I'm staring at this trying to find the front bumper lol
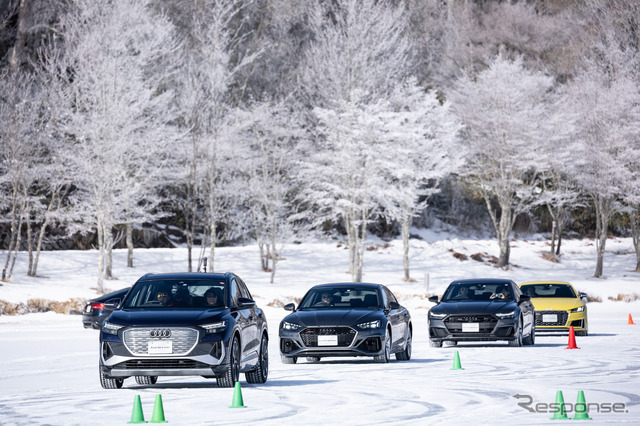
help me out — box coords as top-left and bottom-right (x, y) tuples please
(534, 310), (587, 333)
(100, 326), (227, 377)
(279, 325), (385, 358)
(428, 315), (520, 342)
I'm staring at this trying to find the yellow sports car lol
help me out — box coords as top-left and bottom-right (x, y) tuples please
(519, 281), (588, 336)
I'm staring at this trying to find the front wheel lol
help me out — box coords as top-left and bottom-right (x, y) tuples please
(429, 339), (443, 348)
(523, 325), (535, 345)
(246, 334), (268, 384)
(508, 321), (523, 347)
(99, 369), (124, 389)
(134, 376), (158, 385)
(374, 329), (391, 363)
(217, 336), (240, 388)
(395, 329), (412, 361)
(281, 355), (297, 364)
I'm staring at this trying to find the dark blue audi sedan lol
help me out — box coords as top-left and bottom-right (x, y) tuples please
(99, 272), (268, 389)
(279, 283), (412, 364)
(428, 278), (535, 347)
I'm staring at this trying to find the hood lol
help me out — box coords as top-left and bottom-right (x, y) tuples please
(530, 298), (583, 311)
(107, 308), (227, 327)
(284, 309), (380, 327)
(431, 300), (516, 315)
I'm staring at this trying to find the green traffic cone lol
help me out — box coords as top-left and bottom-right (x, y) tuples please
(573, 391), (592, 420)
(550, 390), (569, 420)
(128, 394), (147, 424)
(229, 382), (246, 408)
(149, 394), (168, 423)
(450, 350), (463, 370)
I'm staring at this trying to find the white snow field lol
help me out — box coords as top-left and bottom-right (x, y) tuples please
(1, 231), (639, 425)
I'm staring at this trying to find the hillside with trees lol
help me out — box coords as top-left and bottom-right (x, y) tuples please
(1, 0), (639, 289)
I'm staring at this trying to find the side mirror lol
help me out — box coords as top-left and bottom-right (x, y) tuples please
(428, 295), (439, 304)
(580, 292), (588, 301)
(237, 297), (256, 308)
(518, 294), (531, 303)
(284, 303), (296, 312)
(389, 301), (400, 310)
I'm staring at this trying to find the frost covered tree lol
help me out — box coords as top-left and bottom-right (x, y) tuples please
(0, 70), (47, 280)
(237, 101), (306, 283)
(382, 79), (463, 281)
(450, 56), (565, 268)
(565, 73), (640, 277)
(170, 0), (261, 272)
(45, 0), (179, 290)
(565, 0), (640, 277)
(298, 0), (418, 282)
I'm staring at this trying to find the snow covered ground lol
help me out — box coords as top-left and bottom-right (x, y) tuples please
(1, 231), (639, 425)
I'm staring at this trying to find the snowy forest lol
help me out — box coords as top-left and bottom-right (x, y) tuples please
(1, 0), (640, 290)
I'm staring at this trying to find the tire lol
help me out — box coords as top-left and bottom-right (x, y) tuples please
(281, 355), (297, 364)
(217, 335), (240, 388)
(135, 376), (158, 385)
(99, 369), (124, 389)
(246, 334), (269, 384)
(306, 356), (321, 363)
(374, 328), (391, 363)
(523, 325), (535, 346)
(429, 339), (443, 348)
(395, 328), (412, 361)
(508, 321), (523, 347)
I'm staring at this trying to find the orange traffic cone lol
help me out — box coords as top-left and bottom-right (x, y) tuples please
(565, 326), (579, 349)
(629, 314), (635, 325)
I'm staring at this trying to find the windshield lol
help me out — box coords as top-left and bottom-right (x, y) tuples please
(521, 284), (576, 298)
(442, 282), (513, 302)
(299, 287), (381, 309)
(122, 279), (228, 309)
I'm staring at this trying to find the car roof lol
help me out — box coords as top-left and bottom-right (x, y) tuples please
(310, 282), (383, 290)
(449, 278), (513, 285)
(136, 272), (231, 281)
(519, 281), (573, 286)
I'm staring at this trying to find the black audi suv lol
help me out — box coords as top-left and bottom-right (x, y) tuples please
(99, 272), (268, 389)
(428, 278), (535, 347)
(279, 283), (412, 363)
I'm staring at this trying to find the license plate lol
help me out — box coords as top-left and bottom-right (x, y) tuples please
(148, 340), (173, 354)
(542, 314), (557, 323)
(462, 323), (479, 332)
(317, 335), (338, 346)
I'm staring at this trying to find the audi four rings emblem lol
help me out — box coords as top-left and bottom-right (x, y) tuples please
(150, 329), (171, 338)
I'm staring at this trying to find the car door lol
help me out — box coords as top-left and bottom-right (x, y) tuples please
(383, 287), (407, 349)
(232, 277), (259, 366)
(513, 282), (534, 336)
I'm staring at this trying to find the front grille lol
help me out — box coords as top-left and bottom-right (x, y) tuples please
(121, 359), (208, 369)
(444, 315), (497, 333)
(535, 311), (569, 327)
(300, 327), (356, 347)
(123, 327), (199, 356)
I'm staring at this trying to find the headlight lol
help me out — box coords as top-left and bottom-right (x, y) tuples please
(201, 320), (227, 334)
(495, 311), (515, 319)
(282, 321), (302, 331)
(357, 320), (380, 329)
(570, 306), (585, 313)
(429, 311), (447, 319)
(102, 321), (124, 335)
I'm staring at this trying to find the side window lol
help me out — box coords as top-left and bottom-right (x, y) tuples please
(512, 282), (522, 298)
(237, 278), (251, 299)
(230, 279), (239, 307)
(384, 287), (398, 306)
